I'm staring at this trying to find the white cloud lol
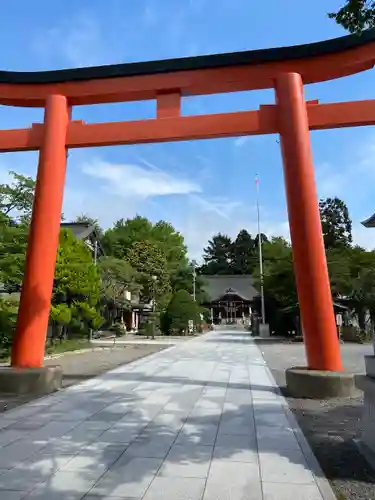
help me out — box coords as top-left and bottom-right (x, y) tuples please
(81, 158), (201, 199)
(191, 195), (243, 219)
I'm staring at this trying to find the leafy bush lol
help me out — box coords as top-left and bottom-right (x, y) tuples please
(0, 298), (18, 351)
(108, 323), (126, 336)
(161, 290), (202, 335)
(50, 304), (72, 325)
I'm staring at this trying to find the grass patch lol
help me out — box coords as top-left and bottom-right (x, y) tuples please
(45, 339), (91, 356)
(0, 338), (92, 363)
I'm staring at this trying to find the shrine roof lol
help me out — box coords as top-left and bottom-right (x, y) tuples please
(202, 275), (259, 303)
(361, 213), (375, 228)
(60, 222), (105, 256)
(0, 29), (375, 85)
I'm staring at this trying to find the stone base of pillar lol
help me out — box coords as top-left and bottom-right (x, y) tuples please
(286, 366), (360, 399)
(0, 365), (63, 395)
(355, 374), (375, 457)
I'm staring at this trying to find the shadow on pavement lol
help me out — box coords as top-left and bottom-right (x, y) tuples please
(0, 375), (373, 499)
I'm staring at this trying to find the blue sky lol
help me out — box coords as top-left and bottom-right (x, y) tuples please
(0, 0), (374, 259)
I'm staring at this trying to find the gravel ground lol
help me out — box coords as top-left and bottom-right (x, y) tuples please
(257, 340), (375, 500)
(0, 344), (168, 413)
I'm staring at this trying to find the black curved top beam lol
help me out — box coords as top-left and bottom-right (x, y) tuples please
(0, 29), (374, 85)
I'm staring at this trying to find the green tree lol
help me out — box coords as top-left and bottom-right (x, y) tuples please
(0, 298), (19, 352)
(103, 216), (188, 276)
(319, 197), (352, 250)
(0, 171), (35, 221)
(52, 229), (101, 339)
(126, 240), (171, 305)
(54, 229), (100, 304)
(0, 222), (28, 291)
(200, 233), (233, 275)
(231, 229), (255, 274)
(326, 247), (352, 298)
(152, 220), (188, 275)
(252, 233), (269, 248)
(162, 289), (202, 335)
(339, 246), (375, 331)
(329, 1), (375, 32)
(171, 263), (209, 304)
(0, 173), (32, 292)
(260, 237), (297, 308)
(98, 256), (140, 324)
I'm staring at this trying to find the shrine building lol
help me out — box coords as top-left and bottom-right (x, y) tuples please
(202, 275), (259, 324)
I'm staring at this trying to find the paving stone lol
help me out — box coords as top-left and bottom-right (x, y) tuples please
(24, 489), (85, 499)
(158, 444), (213, 478)
(262, 481), (324, 499)
(259, 449), (316, 484)
(0, 328), (336, 499)
(26, 421), (80, 441)
(175, 422), (218, 446)
(218, 416), (255, 436)
(124, 431), (176, 458)
(143, 476), (206, 500)
(61, 444), (124, 472)
(256, 425), (301, 451)
(0, 440), (47, 469)
(95, 425), (143, 444)
(203, 461), (262, 500)
(0, 492), (29, 500)
(0, 466), (51, 492)
(29, 470), (104, 497)
(91, 456), (162, 497)
(84, 497), (138, 500)
(0, 429), (25, 447)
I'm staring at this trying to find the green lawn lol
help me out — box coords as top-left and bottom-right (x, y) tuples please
(0, 338), (92, 364)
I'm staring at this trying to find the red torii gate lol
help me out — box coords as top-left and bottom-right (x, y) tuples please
(4, 29), (375, 372)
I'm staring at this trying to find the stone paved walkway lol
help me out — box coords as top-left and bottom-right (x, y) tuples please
(0, 328), (335, 499)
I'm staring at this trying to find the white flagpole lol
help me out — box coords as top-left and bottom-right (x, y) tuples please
(256, 174), (266, 325)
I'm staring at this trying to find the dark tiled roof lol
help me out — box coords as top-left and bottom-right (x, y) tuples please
(60, 222), (105, 256)
(60, 222), (93, 239)
(361, 214), (375, 228)
(202, 275), (259, 302)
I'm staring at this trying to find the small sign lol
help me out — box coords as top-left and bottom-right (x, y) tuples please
(336, 314), (343, 327)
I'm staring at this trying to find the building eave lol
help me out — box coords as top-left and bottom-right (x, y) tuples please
(361, 213), (375, 228)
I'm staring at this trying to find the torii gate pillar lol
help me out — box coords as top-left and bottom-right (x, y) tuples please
(11, 95), (69, 369)
(275, 73), (343, 371)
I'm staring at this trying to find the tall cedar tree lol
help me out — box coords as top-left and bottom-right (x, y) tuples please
(319, 197), (352, 250)
(201, 233), (233, 275)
